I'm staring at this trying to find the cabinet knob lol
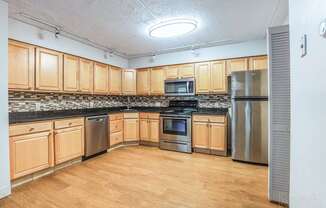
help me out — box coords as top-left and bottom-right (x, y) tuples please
(69, 122), (73, 126)
(29, 127), (34, 131)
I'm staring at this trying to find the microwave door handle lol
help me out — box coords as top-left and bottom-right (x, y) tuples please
(187, 82), (189, 93)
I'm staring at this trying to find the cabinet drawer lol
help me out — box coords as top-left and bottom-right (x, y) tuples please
(10, 121), (52, 136)
(148, 113), (160, 120)
(193, 115), (225, 123)
(54, 117), (84, 129)
(109, 113), (123, 121)
(139, 112), (148, 119)
(124, 113), (139, 119)
(110, 119), (123, 133)
(110, 131), (123, 146)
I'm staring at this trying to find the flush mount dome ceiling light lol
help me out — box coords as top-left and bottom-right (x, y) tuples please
(149, 19), (198, 38)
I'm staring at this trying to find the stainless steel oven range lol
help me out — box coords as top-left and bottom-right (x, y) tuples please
(159, 100), (198, 153)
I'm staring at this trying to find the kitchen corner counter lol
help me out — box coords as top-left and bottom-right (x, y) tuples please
(193, 108), (229, 116)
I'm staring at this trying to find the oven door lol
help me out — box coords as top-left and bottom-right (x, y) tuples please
(164, 79), (195, 96)
(160, 116), (191, 142)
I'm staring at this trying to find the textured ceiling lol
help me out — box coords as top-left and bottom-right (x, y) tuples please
(8, 0), (288, 58)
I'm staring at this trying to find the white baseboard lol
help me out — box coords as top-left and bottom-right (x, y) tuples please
(0, 184), (11, 199)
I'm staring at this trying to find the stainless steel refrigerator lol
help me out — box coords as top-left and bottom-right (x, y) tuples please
(231, 70), (268, 164)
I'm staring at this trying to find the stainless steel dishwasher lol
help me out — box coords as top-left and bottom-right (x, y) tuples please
(84, 115), (109, 159)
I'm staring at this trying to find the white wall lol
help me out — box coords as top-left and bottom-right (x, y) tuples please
(128, 39), (267, 68)
(9, 18), (128, 68)
(0, 0), (11, 199)
(289, 0), (326, 207)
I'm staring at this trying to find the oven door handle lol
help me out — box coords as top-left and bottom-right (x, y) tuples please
(160, 116), (191, 119)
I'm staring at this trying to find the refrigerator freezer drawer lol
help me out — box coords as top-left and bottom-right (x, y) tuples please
(232, 100), (268, 164)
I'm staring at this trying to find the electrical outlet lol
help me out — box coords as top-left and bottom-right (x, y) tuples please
(300, 34), (307, 57)
(36, 103), (41, 111)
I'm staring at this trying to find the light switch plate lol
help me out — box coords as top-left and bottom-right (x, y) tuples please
(300, 34), (307, 57)
(320, 20), (326, 37)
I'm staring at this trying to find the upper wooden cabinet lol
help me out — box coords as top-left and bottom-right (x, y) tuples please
(63, 55), (79, 92)
(136, 68), (150, 95)
(249, 56), (268, 71)
(122, 69), (137, 95)
(35, 48), (63, 91)
(178, 64), (195, 78)
(79, 59), (94, 93)
(210, 61), (227, 93)
(195, 62), (211, 94)
(165, 65), (179, 79)
(165, 64), (195, 80)
(8, 40), (35, 90)
(93, 62), (109, 94)
(195, 61), (227, 94)
(150, 67), (165, 95)
(109, 66), (122, 95)
(227, 58), (248, 76)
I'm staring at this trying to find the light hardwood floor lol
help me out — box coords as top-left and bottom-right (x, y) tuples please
(0, 146), (283, 208)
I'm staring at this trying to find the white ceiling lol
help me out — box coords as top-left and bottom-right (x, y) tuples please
(8, 0), (288, 58)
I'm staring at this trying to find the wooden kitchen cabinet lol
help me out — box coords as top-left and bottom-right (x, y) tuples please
(122, 69), (137, 95)
(9, 121), (54, 180)
(178, 64), (195, 78)
(123, 113), (139, 142)
(165, 65), (179, 79)
(8, 40), (35, 90)
(79, 58), (94, 93)
(93, 62), (109, 94)
(150, 67), (165, 95)
(109, 113), (124, 147)
(109, 66), (122, 95)
(249, 56), (268, 71)
(210, 61), (227, 94)
(137, 68), (150, 95)
(195, 62), (211, 94)
(35, 47), (63, 91)
(139, 113), (160, 144)
(192, 115), (227, 156)
(165, 64), (195, 80)
(227, 58), (248, 76)
(54, 118), (84, 165)
(63, 54), (79, 92)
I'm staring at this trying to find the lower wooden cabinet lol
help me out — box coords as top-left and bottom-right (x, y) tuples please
(54, 118), (84, 165)
(109, 113), (124, 147)
(9, 121), (54, 180)
(192, 115), (227, 156)
(139, 113), (159, 143)
(123, 113), (139, 142)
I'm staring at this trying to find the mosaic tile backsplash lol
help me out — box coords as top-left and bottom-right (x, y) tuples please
(9, 91), (231, 112)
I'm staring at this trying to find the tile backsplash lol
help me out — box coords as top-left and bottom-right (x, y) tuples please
(9, 91), (231, 112)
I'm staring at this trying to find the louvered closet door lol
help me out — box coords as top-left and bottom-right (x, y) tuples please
(268, 25), (290, 205)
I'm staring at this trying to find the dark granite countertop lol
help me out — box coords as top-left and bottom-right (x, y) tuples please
(9, 107), (228, 124)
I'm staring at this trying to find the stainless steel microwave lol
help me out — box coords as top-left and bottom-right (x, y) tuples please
(164, 78), (195, 96)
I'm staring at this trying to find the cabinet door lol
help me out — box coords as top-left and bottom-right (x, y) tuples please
(192, 122), (209, 149)
(209, 123), (226, 152)
(8, 40), (35, 90)
(123, 119), (139, 142)
(110, 131), (123, 147)
(139, 119), (149, 141)
(79, 59), (93, 93)
(63, 55), (79, 92)
(137, 69), (150, 95)
(210, 61), (227, 94)
(35, 48), (63, 91)
(165, 65), (178, 80)
(122, 69), (137, 95)
(178, 64), (195, 78)
(149, 119), (159, 143)
(150, 67), (166, 95)
(249, 56), (268, 71)
(10, 131), (53, 179)
(109, 66), (122, 95)
(227, 58), (248, 76)
(54, 126), (84, 165)
(195, 62), (211, 94)
(93, 62), (109, 94)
